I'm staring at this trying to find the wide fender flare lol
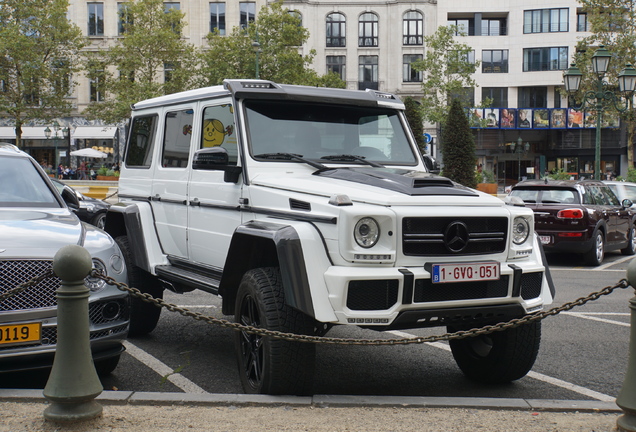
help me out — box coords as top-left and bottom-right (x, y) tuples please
(105, 202), (167, 272)
(220, 220), (337, 322)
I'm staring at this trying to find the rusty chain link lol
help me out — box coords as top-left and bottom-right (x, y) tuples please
(90, 271), (632, 346)
(0, 269), (54, 304)
(3, 270), (631, 345)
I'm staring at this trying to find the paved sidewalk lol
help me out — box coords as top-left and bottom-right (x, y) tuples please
(0, 389), (625, 431)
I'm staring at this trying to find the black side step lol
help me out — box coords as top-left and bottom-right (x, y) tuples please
(155, 265), (220, 295)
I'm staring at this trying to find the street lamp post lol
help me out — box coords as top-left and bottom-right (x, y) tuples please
(511, 136), (530, 182)
(44, 121), (69, 177)
(563, 46), (636, 180)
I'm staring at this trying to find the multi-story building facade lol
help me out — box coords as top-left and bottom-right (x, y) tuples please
(0, 0), (629, 184)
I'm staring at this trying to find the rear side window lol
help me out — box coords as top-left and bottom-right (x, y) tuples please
(125, 115), (158, 168)
(162, 109), (194, 168)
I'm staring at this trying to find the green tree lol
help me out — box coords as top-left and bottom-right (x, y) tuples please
(442, 98), (476, 188)
(575, 0), (636, 170)
(413, 25), (481, 126)
(0, 0), (86, 148)
(200, 1), (344, 87)
(404, 97), (425, 152)
(83, 0), (200, 124)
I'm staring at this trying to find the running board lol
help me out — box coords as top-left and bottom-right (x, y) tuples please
(155, 265), (220, 295)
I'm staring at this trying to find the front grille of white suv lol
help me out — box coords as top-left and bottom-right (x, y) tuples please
(402, 217), (508, 256)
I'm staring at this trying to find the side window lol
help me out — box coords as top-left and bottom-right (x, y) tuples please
(125, 115), (158, 168)
(625, 185), (636, 201)
(162, 109), (193, 168)
(201, 104), (237, 165)
(602, 187), (620, 206)
(589, 186), (608, 205)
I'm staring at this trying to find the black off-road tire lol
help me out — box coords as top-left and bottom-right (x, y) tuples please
(115, 236), (163, 337)
(448, 321), (541, 384)
(584, 230), (605, 266)
(234, 267), (316, 395)
(622, 224), (636, 255)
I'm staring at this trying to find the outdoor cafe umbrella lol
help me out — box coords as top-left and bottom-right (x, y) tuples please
(70, 148), (108, 158)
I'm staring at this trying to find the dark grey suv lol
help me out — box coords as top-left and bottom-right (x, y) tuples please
(509, 179), (636, 265)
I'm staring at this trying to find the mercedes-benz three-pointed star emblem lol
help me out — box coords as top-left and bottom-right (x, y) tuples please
(444, 221), (469, 253)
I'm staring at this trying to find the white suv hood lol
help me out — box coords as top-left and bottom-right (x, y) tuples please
(250, 167), (504, 207)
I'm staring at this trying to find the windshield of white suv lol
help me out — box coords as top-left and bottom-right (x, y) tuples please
(0, 157), (60, 207)
(244, 100), (418, 166)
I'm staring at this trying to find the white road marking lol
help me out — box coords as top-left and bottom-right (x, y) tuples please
(387, 330), (615, 402)
(562, 311), (630, 327)
(175, 305), (217, 309)
(123, 340), (208, 394)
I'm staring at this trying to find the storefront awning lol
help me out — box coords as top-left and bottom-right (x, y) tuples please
(0, 126), (51, 140)
(72, 126), (117, 140)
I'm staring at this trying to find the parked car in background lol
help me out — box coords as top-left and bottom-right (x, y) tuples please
(509, 179), (636, 265)
(605, 180), (636, 209)
(0, 143), (129, 375)
(51, 179), (110, 229)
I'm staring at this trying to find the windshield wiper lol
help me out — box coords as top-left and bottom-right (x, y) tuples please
(320, 154), (385, 168)
(253, 153), (329, 171)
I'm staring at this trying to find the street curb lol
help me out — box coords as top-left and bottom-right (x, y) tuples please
(0, 389), (621, 413)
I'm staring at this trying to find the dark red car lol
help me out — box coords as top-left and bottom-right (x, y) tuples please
(509, 179), (636, 265)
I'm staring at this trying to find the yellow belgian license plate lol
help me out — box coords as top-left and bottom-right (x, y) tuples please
(0, 322), (41, 346)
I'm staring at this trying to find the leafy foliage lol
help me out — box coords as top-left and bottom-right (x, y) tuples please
(574, 0), (636, 169)
(82, 0), (200, 124)
(403, 97), (425, 152)
(413, 26), (480, 126)
(0, 0), (85, 147)
(200, 1), (344, 88)
(441, 99), (476, 188)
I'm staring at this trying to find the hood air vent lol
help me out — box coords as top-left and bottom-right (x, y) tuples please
(290, 198), (311, 211)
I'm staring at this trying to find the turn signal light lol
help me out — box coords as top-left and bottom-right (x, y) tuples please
(557, 209), (584, 219)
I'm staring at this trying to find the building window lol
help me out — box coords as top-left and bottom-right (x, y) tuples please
(326, 13), (346, 47)
(403, 54), (422, 82)
(210, 3), (226, 35)
(164, 63), (174, 83)
(481, 18), (507, 36)
(118, 2), (132, 35)
(403, 11), (423, 45)
(240, 2), (255, 29)
(482, 50), (508, 73)
(358, 55), (378, 90)
(164, 2), (180, 12)
(523, 47), (568, 71)
(518, 87), (548, 108)
(447, 50), (474, 74)
(88, 3), (104, 36)
(90, 72), (104, 102)
(326, 56), (346, 81)
(288, 10), (302, 27)
(482, 88), (508, 107)
(358, 13), (378, 47)
(577, 12), (589, 32)
(449, 87), (474, 107)
(448, 18), (474, 36)
(524, 8), (569, 33)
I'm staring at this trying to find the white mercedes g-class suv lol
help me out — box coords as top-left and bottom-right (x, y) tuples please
(105, 79), (555, 395)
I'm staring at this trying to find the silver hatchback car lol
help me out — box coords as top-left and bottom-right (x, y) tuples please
(0, 143), (129, 375)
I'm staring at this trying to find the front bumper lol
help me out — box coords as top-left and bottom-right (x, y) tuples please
(323, 262), (550, 329)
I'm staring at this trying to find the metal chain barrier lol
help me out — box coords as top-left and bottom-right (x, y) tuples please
(3, 270), (631, 345)
(0, 270), (54, 303)
(91, 271), (631, 346)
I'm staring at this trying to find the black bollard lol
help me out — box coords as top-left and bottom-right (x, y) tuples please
(43, 245), (103, 422)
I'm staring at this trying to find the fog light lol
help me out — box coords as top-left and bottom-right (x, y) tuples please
(102, 302), (121, 320)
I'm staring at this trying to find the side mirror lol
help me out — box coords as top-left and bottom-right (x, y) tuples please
(622, 198), (633, 208)
(192, 147), (242, 183)
(61, 185), (80, 210)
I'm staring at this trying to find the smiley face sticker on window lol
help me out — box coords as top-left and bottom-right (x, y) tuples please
(203, 119), (234, 147)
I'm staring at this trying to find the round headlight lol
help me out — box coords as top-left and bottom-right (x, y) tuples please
(512, 216), (530, 245)
(85, 259), (107, 292)
(354, 217), (380, 248)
